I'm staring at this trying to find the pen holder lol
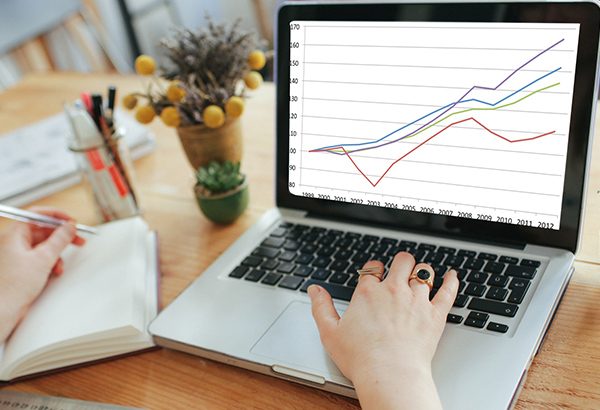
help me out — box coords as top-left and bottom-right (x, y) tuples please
(69, 129), (141, 223)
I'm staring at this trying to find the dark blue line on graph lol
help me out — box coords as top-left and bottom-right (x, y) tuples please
(311, 39), (565, 154)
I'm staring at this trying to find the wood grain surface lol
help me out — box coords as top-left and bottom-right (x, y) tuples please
(1, 73), (599, 409)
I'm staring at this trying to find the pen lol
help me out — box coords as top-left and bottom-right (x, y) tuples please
(0, 204), (98, 235)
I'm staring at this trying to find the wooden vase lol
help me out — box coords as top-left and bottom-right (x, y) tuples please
(176, 118), (243, 171)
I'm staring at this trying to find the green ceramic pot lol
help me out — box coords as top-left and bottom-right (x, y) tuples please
(194, 180), (249, 224)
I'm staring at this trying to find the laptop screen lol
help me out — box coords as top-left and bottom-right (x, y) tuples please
(275, 1), (600, 253)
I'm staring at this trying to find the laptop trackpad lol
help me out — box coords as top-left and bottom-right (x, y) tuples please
(250, 300), (346, 378)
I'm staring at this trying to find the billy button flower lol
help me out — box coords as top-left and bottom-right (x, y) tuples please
(135, 55), (156, 76)
(202, 105), (225, 128)
(160, 106), (181, 127)
(122, 94), (138, 109)
(244, 71), (263, 90)
(225, 96), (245, 118)
(166, 82), (186, 102)
(135, 105), (156, 124)
(248, 50), (266, 71)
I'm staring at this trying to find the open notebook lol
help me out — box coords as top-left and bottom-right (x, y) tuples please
(0, 216), (158, 383)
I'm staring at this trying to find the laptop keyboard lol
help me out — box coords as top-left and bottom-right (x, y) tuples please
(228, 222), (540, 334)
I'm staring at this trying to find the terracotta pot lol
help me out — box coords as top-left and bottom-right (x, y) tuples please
(176, 118), (243, 171)
(194, 179), (249, 224)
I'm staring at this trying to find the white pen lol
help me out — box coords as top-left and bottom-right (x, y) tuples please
(0, 204), (98, 234)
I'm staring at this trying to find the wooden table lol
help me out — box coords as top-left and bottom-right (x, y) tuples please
(1, 73), (600, 409)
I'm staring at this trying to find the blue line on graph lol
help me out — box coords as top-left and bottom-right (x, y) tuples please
(311, 38), (565, 154)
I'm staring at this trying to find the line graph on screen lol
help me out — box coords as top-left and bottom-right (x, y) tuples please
(288, 21), (579, 228)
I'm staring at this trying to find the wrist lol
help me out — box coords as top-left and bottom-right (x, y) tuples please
(352, 359), (441, 410)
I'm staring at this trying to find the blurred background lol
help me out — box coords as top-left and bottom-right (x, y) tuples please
(0, 0), (281, 89)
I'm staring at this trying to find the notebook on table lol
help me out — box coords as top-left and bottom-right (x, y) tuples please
(149, 1), (600, 408)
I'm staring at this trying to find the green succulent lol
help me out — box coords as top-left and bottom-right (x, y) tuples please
(196, 161), (245, 194)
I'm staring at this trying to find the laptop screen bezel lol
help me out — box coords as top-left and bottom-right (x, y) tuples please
(274, 0), (600, 253)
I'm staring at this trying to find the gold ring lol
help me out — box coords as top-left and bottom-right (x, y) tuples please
(356, 266), (382, 278)
(409, 268), (434, 290)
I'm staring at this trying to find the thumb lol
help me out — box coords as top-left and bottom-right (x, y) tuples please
(307, 284), (340, 337)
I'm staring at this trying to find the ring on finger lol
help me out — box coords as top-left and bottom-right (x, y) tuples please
(409, 267), (434, 291)
(357, 266), (383, 279)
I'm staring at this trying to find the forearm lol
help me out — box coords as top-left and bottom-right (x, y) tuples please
(353, 362), (442, 410)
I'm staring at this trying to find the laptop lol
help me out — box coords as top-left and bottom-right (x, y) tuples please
(149, 1), (600, 408)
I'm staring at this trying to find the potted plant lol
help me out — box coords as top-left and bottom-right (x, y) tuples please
(122, 17), (266, 170)
(194, 161), (249, 224)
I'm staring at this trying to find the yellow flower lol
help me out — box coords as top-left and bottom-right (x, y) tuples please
(135, 105), (156, 124)
(135, 55), (156, 76)
(202, 105), (225, 128)
(166, 83), (186, 102)
(122, 94), (138, 109)
(225, 96), (245, 118)
(248, 50), (266, 70)
(245, 71), (263, 90)
(160, 106), (181, 127)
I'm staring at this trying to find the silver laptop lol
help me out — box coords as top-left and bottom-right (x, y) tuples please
(149, 1), (600, 408)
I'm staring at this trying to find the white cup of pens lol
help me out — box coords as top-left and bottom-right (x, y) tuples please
(64, 87), (140, 222)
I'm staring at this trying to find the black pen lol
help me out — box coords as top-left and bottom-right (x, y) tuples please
(106, 86), (117, 127)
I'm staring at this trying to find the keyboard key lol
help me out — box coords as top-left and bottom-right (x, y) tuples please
(300, 280), (354, 301)
(419, 243), (437, 251)
(464, 258), (484, 270)
(381, 237), (398, 245)
(465, 283), (487, 297)
(279, 276), (304, 290)
(487, 322), (509, 333)
(230, 266), (249, 278)
(447, 314), (464, 324)
(294, 266), (313, 277)
(370, 243), (390, 254)
(253, 247), (280, 259)
(438, 246), (456, 254)
(465, 311), (489, 328)
(262, 237), (286, 248)
(443, 254), (465, 268)
(262, 273), (282, 286)
(330, 260), (350, 272)
(486, 286), (508, 301)
(499, 256), (519, 264)
(330, 272), (350, 284)
(317, 246), (335, 257)
(352, 241), (371, 252)
(245, 269), (267, 282)
(363, 235), (380, 242)
(488, 274), (509, 287)
(295, 254), (314, 265)
(454, 294), (469, 307)
(283, 240), (301, 251)
(261, 259), (280, 270)
(466, 271), (488, 284)
(507, 287), (529, 304)
(505, 265), (536, 280)
(468, 298), (519, 317)
(334, 237), (354, 248)
(408, 248), (426, 262)
(347, 274), (359, 287)
(270, 227), (288, 237)
(458, 250), (476, 258)
(521, 259), (541, 268)
(311, 268), (331, 281)
(312, 257), (332, 268)
(478, 253), (497, 261)
(425, 252), (445, 264)
(277, 262), (296, 274)
(334, 249), (353, 260)
(300, 244), (318, 254)
(278, 251), (297, 262)
(483, 261), (505, 274)
(352, 252), (371, 263)
(399, 240), (417, 248)
(241, 256), (262, 267)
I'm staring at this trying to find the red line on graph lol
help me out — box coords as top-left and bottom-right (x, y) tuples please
(311, 117), (555, 187)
